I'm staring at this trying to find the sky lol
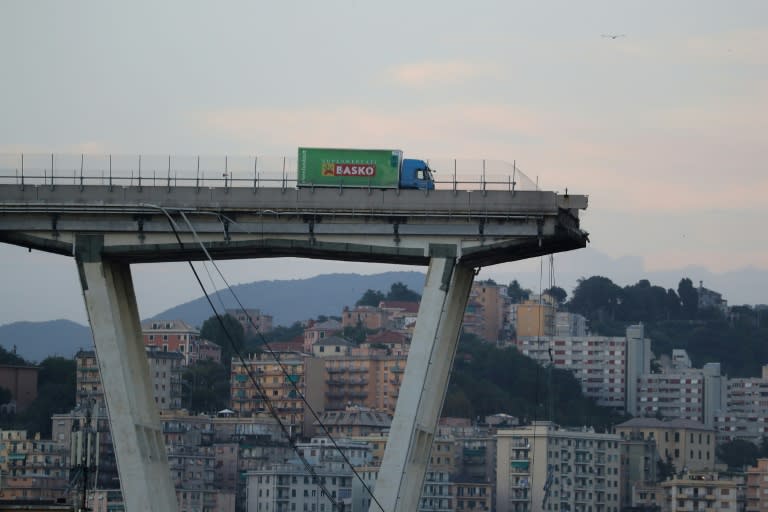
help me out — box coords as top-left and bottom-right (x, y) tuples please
(1, 1), (767, 326)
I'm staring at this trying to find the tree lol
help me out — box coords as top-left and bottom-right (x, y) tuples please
(356, 289), (385, 307)
(656, 455), (676, 482)
(200, 314), (245, 367)
(255, 321), (303, 344)
(342, 323), (370, 345)
(0, 345), (28, 366)
(568, 276), (622, 324)
(507, 280), (532, 304)
(717, 439), (759, 469)
(544, 286), (567, 305)
(182, 360), (230, 413)
(386, 282), (421, 302)
(665, 289), (682, 320)
(678, 278), (698, 319)
(0, 386), (12, 408)
(19, 357), (76, 437)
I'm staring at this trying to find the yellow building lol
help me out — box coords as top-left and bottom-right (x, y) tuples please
(616, 418), (715, 474)
(514, 296), (556, 338)
(230, 352), (325, 436)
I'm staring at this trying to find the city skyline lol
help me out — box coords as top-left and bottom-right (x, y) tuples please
(1, 1), (766, 325)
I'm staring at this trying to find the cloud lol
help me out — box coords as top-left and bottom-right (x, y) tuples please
(387, 60), (493, 88)
(193, 97), (768, 214)
(193, 103), (550, 157)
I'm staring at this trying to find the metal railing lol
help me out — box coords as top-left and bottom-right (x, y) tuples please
(0, 153), (540, 192)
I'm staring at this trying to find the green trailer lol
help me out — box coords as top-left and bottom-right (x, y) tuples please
(298, 147), (403, 188)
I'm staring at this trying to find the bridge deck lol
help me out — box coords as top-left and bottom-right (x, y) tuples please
(0, 184), (588, 267)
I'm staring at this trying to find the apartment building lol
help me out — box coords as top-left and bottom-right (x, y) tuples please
(75, 350), (103, 406)
(555, 312), (588, 337)
(168, 443), (218, 510)
(716, 365), (768, 443)
(350, 450), (478, 512)
(660, 473), (744, 512)
(226, 308), (273, 337)
(454, 482), (493, 511)
(146, 349), (184, 410)
(0, 430), (69, 502)
(495, 421), (621, 512)
(468, 281), (509, 343)
(342, 305), (387, 330)
(637, 362), (725, 426)
(517, 324), (651, 412)
(142, 319), (222, 366)
(615, 418), (715, 474)
(617, 431), (658, 510)
(323, 354), (407, 414)
(230, 352), (326, 436)
(247, 438), (367, 512)
(247, 461), (355, 511)
(513, 295), (556, 338)
(746, 458), (768, 512)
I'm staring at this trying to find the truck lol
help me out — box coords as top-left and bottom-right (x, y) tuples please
(297, 147), (435, 190)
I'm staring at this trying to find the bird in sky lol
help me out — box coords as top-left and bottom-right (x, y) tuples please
(602, 34), (625, 39)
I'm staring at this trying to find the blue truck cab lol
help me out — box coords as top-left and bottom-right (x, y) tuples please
(400, 159), (436, 190)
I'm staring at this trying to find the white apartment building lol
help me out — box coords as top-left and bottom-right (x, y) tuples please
(555, 312), (588, 337)
(246, 462), (355, 512)
(297, 437), (372, 467)
(495, 421), (621, 512)
(517, 324), (651, 413)
(636, 361), (725, 427)
(350, 467), (470, 512)
(716, 365), (768, 443)
(146, 349), (184, 410)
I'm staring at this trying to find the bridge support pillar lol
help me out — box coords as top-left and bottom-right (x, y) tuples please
(371, 256), (474, 512)
(76, 235), (178, 512)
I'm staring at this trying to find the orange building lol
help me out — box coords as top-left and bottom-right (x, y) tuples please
(324, 354), (407, 414)
(230, 352), (325, 436)
(342, 305), (386, 330)
(469, 281), (509, 343)
(747, 458), (768, 512)
(513, 295), (556, 338)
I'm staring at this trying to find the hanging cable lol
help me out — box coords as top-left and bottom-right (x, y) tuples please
(176, 210), (386, 512)
(156, 206), (385, 512)
(156, 208), (346, 512)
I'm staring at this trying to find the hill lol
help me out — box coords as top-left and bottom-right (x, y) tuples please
(0, 320), (93, 363)
(149, 271), (426, 327)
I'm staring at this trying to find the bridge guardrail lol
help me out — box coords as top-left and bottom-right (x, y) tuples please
(0, 154), (540, 193)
